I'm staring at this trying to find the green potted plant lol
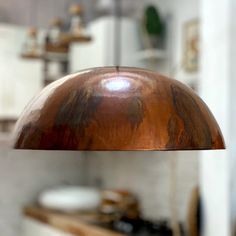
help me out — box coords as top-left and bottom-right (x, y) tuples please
(143, 5), (165, 49)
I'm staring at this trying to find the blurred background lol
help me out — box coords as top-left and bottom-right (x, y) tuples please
(0, 0), (234, 236)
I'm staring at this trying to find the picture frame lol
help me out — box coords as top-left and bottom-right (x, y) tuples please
(182, 19), (199, 73)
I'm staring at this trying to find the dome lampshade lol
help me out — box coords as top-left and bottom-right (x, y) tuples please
(12, 67), (225, 150)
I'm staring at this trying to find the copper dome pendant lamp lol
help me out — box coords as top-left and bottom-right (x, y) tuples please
(12, 0), (225, 151)
(13, 66), (225, 150)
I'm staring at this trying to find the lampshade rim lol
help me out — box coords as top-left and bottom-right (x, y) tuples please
(13, 146), (226, 151)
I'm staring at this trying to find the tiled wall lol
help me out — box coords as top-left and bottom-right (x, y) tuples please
(0, 150), (86, 236)
(84, 151), (199, 223)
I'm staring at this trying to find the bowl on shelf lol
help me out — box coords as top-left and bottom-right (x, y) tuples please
(38, 186), (101, 212)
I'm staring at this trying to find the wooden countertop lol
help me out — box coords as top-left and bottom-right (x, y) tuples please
(24, 206), (124, 236)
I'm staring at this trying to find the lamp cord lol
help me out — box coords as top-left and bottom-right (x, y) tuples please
(114, 0), (122, 66)
(169, 155), (181, 236)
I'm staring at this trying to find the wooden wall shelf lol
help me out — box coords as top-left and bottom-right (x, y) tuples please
(134, 49), (167, 61)
(24, 206), (124, 236)
(45, 43), (69, 54)
(20, 53), (43, 60)
(61, 34), (92, 44)
(19, 27), (92, 90)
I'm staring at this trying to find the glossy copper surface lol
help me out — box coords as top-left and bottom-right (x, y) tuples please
(13, 67), (225, 150)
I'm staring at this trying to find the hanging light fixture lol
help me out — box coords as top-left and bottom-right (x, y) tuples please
(12, 0), (225, 151)
(12, 66), (224, 150)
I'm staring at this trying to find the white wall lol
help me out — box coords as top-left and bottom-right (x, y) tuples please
(229, 1), (236, 233)
(169, 0), (199, 66)
(199, 0), (231, 235)
(0, 24), (44, 118)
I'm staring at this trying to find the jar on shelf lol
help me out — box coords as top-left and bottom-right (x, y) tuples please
(69, 4), (84, 36)
(22, 27), (41, 57)
(47, 17), (63, 45)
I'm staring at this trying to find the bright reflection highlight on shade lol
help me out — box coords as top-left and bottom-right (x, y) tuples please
(102, 77), (131, 91)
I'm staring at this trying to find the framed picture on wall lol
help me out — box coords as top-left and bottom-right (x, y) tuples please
(182, 19), (199, 73)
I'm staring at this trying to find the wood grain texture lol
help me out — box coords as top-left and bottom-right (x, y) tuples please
(24, 206), (124, 236)
(13, 67), (225, 150)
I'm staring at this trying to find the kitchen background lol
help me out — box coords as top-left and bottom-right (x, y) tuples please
(0, 0), (234, 236)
